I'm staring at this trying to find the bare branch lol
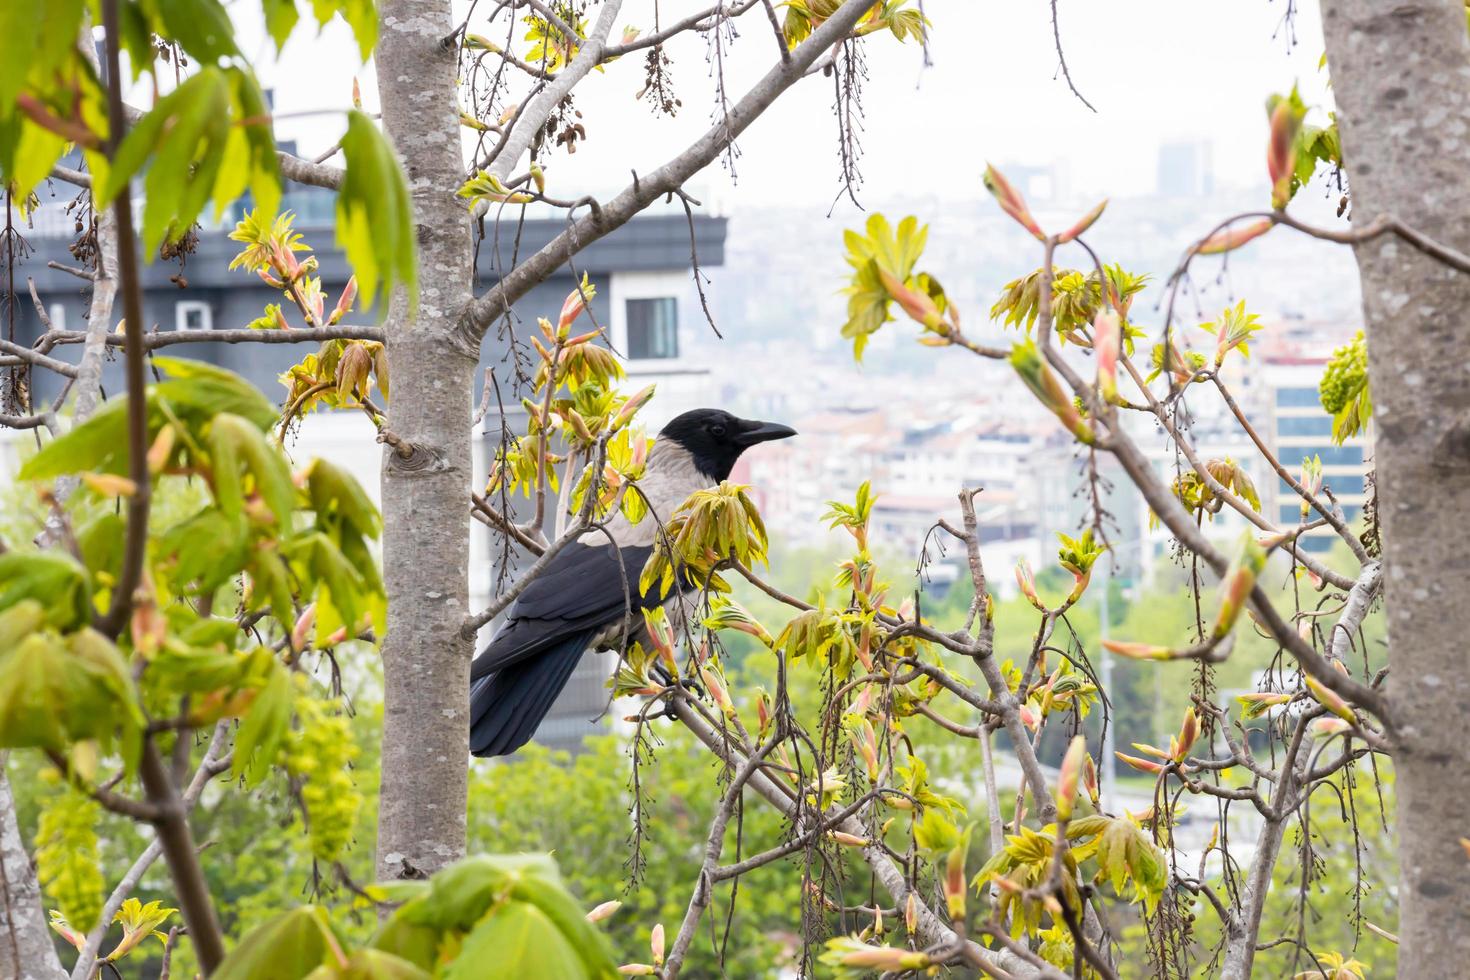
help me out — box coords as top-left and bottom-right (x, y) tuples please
(69, 724), (231, 980)
(276, 151), (344, 190)
(462, 0), (887, 347)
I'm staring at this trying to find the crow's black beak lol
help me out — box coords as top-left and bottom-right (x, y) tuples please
(734, 418), (797, 447)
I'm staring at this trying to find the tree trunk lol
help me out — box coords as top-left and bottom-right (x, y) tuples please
(1320, 1), (1470, 969)
(0, 756), (65, 979)
(373, 0), (478, 884)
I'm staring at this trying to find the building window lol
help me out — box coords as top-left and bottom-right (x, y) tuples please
(1275, 387), (1320, 408)
(626, 297), (677, 360)
(1278, 415), (1334, 437)
(45, 303), (66, 330)
(175, 301), (213, 331)
(1323, 473), (1365, 496)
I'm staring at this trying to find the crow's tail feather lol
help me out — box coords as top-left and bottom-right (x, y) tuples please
(469, 630), (594, 758)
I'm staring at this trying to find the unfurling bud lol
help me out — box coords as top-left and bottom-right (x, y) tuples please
(145, 424), (177, 474)
(1056, 735), (1087, 820)
(1266, 95), (1304, 209)
(1009, 340), (1095, 445)
(1309, 716), (1352, 738)
(129, 586), (166, 656)
(1299, 454), (1323, 519)
(699, 666), (736, 719)
(558, 276), (596, 333)
(562, 409), (594, 443)
(829, 831), (870, 847)
(1056, 198), (1107, 243)
(48, 912), (87, 951)
(650, 923), (665, 966)
(904, 892), (918, 934)
(586, 900), (623, 923)
(617, 966), (656, 976)
(1211, 530), (1268, 641)
(81, 472), (138, 498)
(1115, 751), (1166, 775)
(351, 77), (362, 109)
(530, 162), (546, 194)
(1093, 308), (1122, 404)
(944, 837), (968, 920)
(329, 276), (358, 325)
(1015, 558), (1046, 612)
(1305, 674), (1357, 724)
(291, 603), (317, 654)
(849, 719), (880, 782)
(459, 111), (491, 133)
(1082, 752), (1099, 804)
(612, 384), (657, 431)
(982, 163), (1046, 241)
(877, 268), (945, 332)
(826, 937), (933, 971)
(1197, 219), (1273, 255)
(1173, 707), (1200, 761)
(641, 609), (677, 674)
(1102, 639), (1175, 661)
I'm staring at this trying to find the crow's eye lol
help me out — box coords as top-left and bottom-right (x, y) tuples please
(709, 423), (727, 438)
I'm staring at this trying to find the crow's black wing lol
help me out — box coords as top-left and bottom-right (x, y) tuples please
(470, 541), (655, 680)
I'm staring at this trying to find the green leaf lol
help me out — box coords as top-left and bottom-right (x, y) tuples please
(7, 116), (68, 203)
(308, 948), (430, 980)
(209, 413), (296, 526)
(310, 0), (379, 62)
(99, 69), (279, 256)
(213, 906), (340, 980)
(75, 511), (126, 598)
(159, 508), (251, 595)
(402, 854), (561, 932)
(0, 551), (91, 629)
(0, 0), (87, 115)
(0, 618), (140, 753)
(19, 395), (136, 480)
(306, 458), (382, 540)
(214, 69), (283, 223)
(913, 806), (960, 856)
(154, 357), (280, 431)
(247, 545), (297, 627)
(232, 652), (293, 786)
(261, 0), (303, 51)
(153, 0), (242, 64)
(368, 903), (441, 971)
(445, 901), (589, 980)
(505, 873), (618, 978)
(337, 110), (416, 312)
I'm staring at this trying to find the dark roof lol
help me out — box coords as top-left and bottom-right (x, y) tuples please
(18, 208), (725, 293)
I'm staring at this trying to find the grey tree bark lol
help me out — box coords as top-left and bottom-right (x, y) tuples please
(0, 756), (65, 979)
(373, 0), (478, 884)
(1320, 0), (1470, 970)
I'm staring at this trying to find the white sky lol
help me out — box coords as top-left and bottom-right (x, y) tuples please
(234, 0), (1333, 210)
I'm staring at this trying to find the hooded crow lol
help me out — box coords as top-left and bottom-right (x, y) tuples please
(469, 408), (797, 757)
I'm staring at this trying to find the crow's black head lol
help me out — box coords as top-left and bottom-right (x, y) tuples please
(658, 409), (797, 481)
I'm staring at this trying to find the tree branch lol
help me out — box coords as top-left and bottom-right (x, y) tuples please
(69, 724), (231, 980)
(670, 699), (1049, 978)
(460, 0), (886, 348)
